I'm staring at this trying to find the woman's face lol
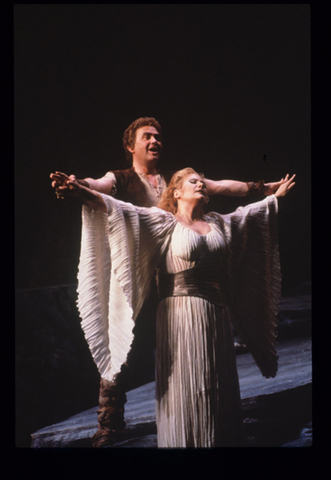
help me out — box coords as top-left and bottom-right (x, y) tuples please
(174, 173), (209, 205)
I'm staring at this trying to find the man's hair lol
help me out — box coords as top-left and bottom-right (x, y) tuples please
(122, 117), (163, 163)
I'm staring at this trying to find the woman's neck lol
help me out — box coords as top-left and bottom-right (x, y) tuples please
(176, 203), (202, 223)
(175, 203), (210, 234)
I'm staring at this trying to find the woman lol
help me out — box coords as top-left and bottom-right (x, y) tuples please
(70, 168), (295, 447)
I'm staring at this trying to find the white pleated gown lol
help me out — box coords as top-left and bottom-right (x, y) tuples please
(77, 194), (281, 449)
(155, 222), (244, 448)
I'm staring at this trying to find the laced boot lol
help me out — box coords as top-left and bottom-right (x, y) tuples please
(92, 378), (127, 448)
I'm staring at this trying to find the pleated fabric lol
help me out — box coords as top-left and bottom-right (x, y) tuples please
(76, 194), (281, 447)
(77, 196), (176, 382)
(155, 222), (244, 447)
(218, 197), (282, 378)
(156, 297), (244, 447)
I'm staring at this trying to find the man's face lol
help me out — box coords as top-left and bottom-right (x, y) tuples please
(129, 126), (162, 165)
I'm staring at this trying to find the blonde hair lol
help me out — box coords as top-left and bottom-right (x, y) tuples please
(158, 167), (206, 215)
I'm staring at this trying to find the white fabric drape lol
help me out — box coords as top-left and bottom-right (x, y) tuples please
(156, 296), (243, 447)
(77, 196), (176, 381)
(219, 196), (281, 378)
(76, 194), (281, 447)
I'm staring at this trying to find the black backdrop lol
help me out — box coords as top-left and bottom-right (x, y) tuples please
(15, 4), (311, 293)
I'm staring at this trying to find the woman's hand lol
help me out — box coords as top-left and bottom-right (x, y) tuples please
(275, 174), (296, 198)
(264, 174), (292, 195)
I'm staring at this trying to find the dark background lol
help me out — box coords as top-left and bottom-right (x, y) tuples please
(14, 5), (311, 448)
(15, 4), (311, 293)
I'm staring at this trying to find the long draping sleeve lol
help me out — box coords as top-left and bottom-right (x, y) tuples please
(76, 195), (175, 382)
(211, 195), (282, 378)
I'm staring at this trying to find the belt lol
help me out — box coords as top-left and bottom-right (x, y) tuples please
(158, 264), (227, 308)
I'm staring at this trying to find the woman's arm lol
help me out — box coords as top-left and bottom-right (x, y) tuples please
(66, 179), (108, 212)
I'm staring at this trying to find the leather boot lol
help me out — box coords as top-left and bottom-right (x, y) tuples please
(92, 378), (127, 448)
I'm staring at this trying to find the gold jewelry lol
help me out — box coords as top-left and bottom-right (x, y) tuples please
(55, 190), (64, 199)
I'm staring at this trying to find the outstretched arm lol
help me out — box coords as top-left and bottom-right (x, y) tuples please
(204, 174), (292, 197)
(50, 171), (114, 197)
(51, 173), (108, 212)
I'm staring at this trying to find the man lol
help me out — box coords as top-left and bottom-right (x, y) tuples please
(50, 116), (288, 447)
(51, 117), (283, 204)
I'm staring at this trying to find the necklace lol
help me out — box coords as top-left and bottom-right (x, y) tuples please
(140, 172), (163, 197)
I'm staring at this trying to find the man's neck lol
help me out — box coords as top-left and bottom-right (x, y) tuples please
(132, 161), (158, 176)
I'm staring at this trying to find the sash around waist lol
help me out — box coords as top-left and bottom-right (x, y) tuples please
(158, 265), (227, 308)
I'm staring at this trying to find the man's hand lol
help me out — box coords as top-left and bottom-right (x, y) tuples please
(50, 171), (84, 198)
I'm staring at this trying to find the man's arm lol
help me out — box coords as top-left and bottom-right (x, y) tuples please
(81, 176), (114, 194)
(204, 179), (249, 197)
(50, 172), (114, 196)
(204, 175), (291, 197)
